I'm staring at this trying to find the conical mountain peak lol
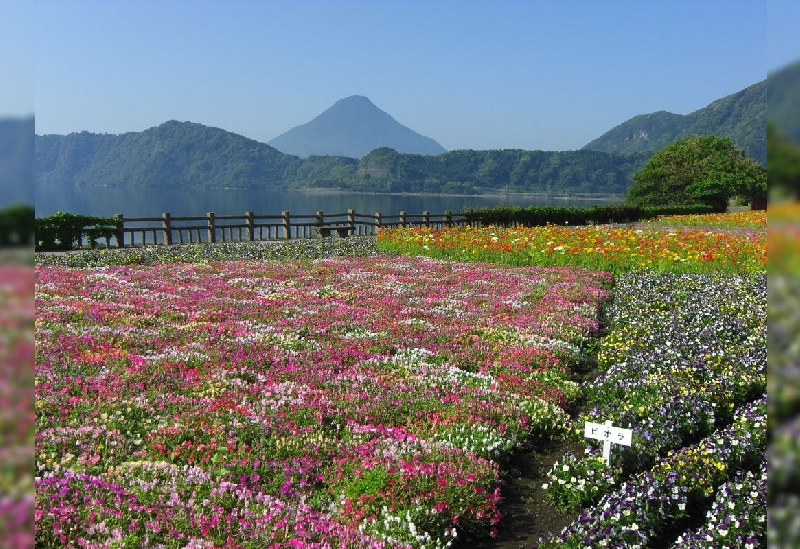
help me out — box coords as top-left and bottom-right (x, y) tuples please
(268, 96), (446, 159)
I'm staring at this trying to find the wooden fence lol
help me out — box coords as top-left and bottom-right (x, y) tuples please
(105, 209), (474, 248)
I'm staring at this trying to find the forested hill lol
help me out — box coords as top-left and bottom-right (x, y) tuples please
(349, 147), (648, 195)
(35, 121), (647, 195)
(582, 79), (766, 165)
(35, 120), (303, 189)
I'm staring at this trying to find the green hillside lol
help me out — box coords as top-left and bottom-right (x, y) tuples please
(36, 121), (302, 190)
(583, 80), (766, 165)
(36, 122), (646, 196)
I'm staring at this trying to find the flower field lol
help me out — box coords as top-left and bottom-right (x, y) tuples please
(35, 211), (769, 547)
(647, 209), (766, 229)
(376, 212), (765, 275)
(35, 255), (610, 548)
(536, 271), (766, 547)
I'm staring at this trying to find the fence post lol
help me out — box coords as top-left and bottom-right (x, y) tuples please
(444, 210), (452, 227)
(315, 211), (323, 226)
(400, 211), (407, 227)
(348, 209), (355, 235)
(423, 211), (430, 227)
(375, 212), (382, 234)
(282, 211), (291, 239)
(245, 211), (255, 241)
(115, 214), (125, 248)
(207, 212), (216, 243)
(162, 213), (173, 245)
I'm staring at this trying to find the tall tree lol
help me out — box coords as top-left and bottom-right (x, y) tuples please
(627, 135), (766, 211)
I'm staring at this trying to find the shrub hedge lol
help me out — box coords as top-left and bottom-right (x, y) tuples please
(461, 203), (716, 227)
(35, 211), (121, 251)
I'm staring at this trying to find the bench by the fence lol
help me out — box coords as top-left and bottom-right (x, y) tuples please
(315, 224), (354, 237)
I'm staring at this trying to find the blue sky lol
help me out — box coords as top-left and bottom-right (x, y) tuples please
(0, 0), (34, 117)
(27, 1), (787, 151)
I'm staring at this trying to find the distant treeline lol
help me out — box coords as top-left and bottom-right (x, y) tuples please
(35, 122), (650, 195)
(345, 147), (648, 195)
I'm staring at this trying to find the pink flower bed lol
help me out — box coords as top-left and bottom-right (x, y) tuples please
(36, 256), (610, 548)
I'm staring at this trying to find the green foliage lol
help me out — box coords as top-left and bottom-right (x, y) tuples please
(462, 204), (643, 227)
(0, 203), (34, 246)
(343, 468), (391, 499)
(627, 135), (766, 212)
(35, 211), (121, 251)
(448, 204), (714, 228)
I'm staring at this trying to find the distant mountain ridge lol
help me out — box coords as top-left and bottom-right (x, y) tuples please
(268, 95), (446, 158)
(36, 77), (772, 197)
(582, 79), (766, 165)
(35, 121), (645, 196)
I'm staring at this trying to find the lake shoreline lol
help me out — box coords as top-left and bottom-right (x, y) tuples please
(294, 187), (625, 202)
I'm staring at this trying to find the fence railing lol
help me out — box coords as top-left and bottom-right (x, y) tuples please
(101, 209), (472, 248)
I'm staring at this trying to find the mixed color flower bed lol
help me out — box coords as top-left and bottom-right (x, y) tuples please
(35, 210), (770, 547)
(376, 218), (765, 274)
(35, 255), (609, 548)
(536, 271), (766, 547)
(647, 209), (766, 229)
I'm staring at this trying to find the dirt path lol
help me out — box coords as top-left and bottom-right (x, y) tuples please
(453, 439), (585, 549)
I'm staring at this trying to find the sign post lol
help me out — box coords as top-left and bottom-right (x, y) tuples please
(584, 420), (633, 465)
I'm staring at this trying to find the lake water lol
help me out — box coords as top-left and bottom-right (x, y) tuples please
(35, 186), (623, 219)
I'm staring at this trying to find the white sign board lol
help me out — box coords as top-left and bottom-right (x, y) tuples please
(584, 420), (633, 465)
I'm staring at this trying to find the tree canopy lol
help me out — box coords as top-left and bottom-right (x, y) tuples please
(626, 135), (766, 211)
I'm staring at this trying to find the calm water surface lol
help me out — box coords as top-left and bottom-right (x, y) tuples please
(35, 186), (622, 218)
